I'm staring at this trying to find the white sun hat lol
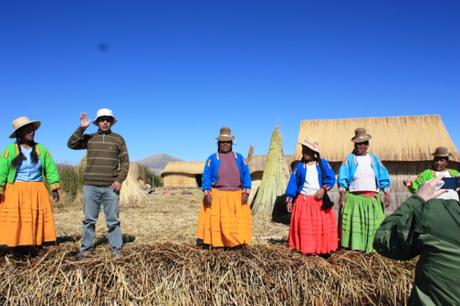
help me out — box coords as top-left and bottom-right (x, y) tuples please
(9, 116), (41, 139)
(93, 108), (117, 125)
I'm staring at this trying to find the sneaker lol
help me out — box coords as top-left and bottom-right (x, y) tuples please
(75, 251), (91, 260)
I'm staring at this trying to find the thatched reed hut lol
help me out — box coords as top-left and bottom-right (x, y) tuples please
(248, 155), (294, 181)
(161, 155), (284, 189)
(293, 115), (460, 212)
(161, 161), (205, 188)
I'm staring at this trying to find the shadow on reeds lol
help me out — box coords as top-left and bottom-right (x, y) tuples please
(57, 235), (81, 244)
(0, 245), (8, 257)
(267, 238), (288, 245)
(271, 195), (291, 225)
(93, 234), (136, 248)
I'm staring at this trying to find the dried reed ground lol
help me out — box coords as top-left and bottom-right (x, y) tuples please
(0, 188), (415, 305)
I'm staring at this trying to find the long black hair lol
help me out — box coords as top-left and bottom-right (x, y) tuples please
(301, 146), (320, 163)
(11, 126), (39, 168)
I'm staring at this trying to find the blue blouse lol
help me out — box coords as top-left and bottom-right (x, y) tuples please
(15, 146), (43, 182)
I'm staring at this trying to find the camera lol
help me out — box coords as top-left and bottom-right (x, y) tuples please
(441, 177), (460, 190)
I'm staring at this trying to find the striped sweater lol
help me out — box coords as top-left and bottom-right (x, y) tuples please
(67, 127), (129, 186)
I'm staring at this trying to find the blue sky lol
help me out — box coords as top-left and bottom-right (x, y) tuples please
(1, 0), (459, 164)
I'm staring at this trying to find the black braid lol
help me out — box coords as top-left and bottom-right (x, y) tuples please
(11, 140), (39, 168)
(11, 142), (26, 168)
(30, 142), (39, 164)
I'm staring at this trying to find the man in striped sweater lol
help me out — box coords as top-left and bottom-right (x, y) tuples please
(68, 108), (129, 258)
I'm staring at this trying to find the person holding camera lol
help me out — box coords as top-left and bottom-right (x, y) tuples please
(405, 146), (459, 201)
(374, 175), (460, 305)
(196, 127), (251, 248)
(285, 138), (337, 255)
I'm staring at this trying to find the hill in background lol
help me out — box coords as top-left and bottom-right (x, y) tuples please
(137, 153), (181, 175)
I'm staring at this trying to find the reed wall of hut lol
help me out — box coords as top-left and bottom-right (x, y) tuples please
(293, 115), (460, 215)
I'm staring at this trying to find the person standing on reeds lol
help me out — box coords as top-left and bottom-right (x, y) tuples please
(338, 128), (391, 253)
(374, 175), (460, 305)
(285, 138), (338, 254)
(67, 108), (129, 258)
(0, 116), (60, 255)
(196, 127), (252, 248)
(405, 146), (459, 201)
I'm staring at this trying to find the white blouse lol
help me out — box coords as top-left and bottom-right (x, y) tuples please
(301, 163), (320, 196)
(349, 154), (378, 192)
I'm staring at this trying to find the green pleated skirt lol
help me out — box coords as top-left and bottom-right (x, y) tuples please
(340, 192), (385, 253)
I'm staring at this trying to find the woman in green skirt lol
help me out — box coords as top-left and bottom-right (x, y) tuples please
(337, 128), (391, 253)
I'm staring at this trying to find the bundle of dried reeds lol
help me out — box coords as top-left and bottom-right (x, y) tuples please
(252, 126), (290, 216)
(0, 243), (415, 305)
(120, 163), (148, 206)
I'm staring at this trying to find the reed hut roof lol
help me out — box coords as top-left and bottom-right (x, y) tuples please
(294, 115), (460, 163)
(161, 161), (205, 177)
(249, 155), (294, 172)
(162, 154), (291, 177)
(248, 155), (267, 173)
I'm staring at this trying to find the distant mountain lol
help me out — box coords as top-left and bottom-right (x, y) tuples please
(137, 153), (182, 175)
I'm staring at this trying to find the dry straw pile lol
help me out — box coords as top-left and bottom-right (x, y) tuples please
(120, 163), (148, 206)
(0, 243), (414, 305)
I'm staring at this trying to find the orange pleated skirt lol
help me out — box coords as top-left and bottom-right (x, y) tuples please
(196, 189), (252, 247)
(288, 195), (338, 254)
(0, 181), (57, 247)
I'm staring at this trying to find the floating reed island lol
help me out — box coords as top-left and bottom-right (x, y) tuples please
(0, 243), (415, 305)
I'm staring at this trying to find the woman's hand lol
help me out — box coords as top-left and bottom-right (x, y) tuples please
(286, 197), (293, 213)
(338, 190), (345, 207)
(384, 191), (391, 207)
(314, 188), (325, 200)
(52, 190), (60, 202)
(203, 191), (212, 207)
(241, 189), (250, 204)
(404, 179), (413, 188)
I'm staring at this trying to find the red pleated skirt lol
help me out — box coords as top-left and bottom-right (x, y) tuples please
(288, 195), (338, 254)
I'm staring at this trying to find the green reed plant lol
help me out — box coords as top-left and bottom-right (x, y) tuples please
(57, 163), (83, 200)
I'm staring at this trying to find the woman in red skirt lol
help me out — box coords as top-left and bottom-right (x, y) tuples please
(285, 138), (338, 255)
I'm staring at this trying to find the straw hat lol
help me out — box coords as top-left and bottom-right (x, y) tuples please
(431, 146), (451, 158)
(93, 108), (117, 125)
(299, 137), (320, 154)
(216, 127), (235, 141)
(351, 127), (372, 143)
(9, 116), (41, 139)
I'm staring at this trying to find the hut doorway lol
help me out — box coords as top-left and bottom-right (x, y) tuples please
(195, 174), (202, 188)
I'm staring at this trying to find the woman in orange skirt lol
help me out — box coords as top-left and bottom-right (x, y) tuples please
(0, 116), (60, 253)
(196, 127), (252, 248)
(285, 138), (338, 255)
